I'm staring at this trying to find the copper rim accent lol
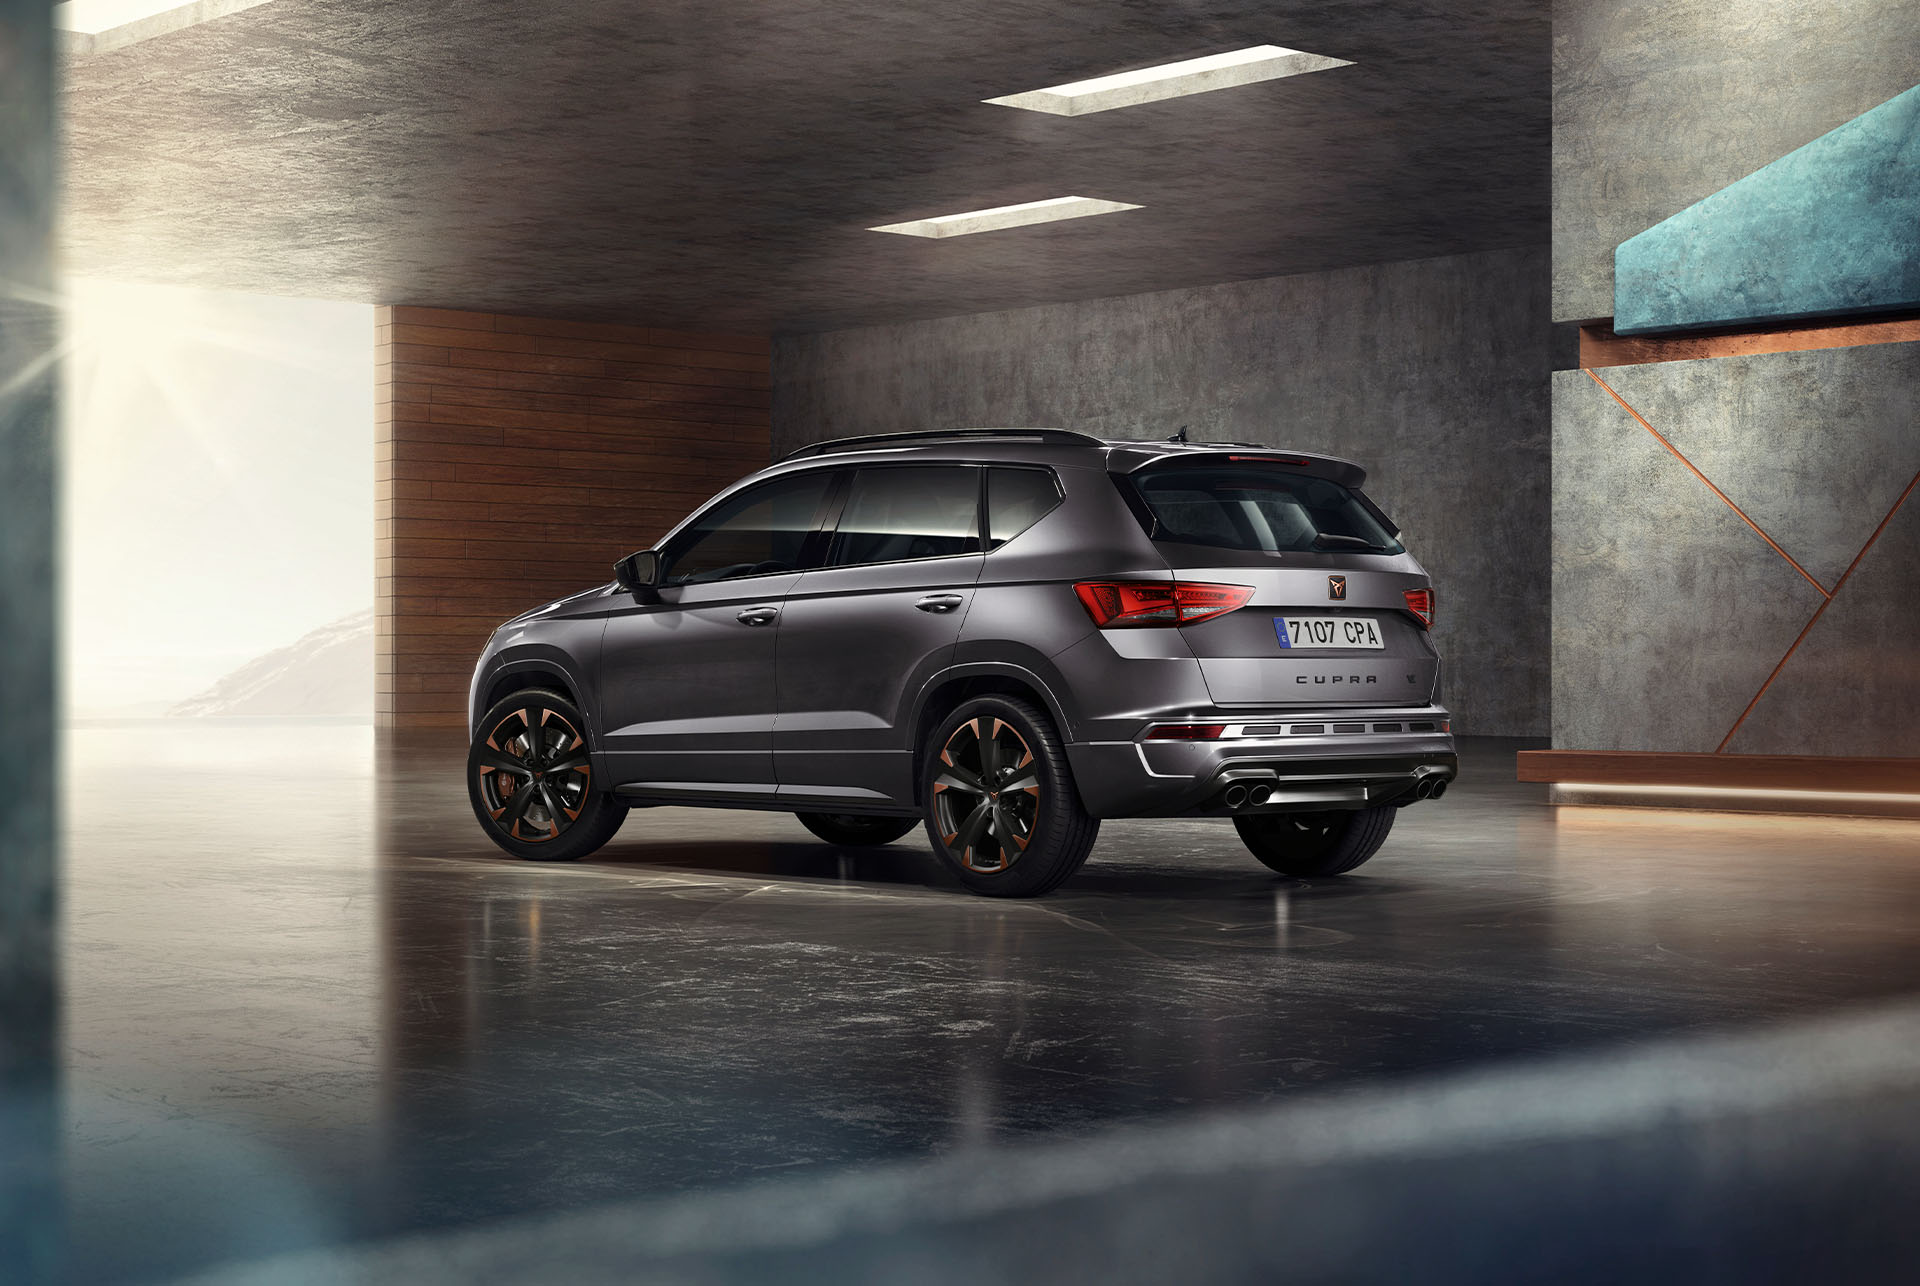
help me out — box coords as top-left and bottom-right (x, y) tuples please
(931, 716), (1041, 874)
(475, 704), (591, 843)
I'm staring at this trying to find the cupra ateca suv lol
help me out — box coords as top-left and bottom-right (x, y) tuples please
(466, 429), (1456, 897)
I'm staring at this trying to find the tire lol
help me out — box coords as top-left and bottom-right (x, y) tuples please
(468, 687), (625, 862)
(920, 696), (1098, 898)
(1233, 805), (1396, 877)
(795, 813), (920, 847)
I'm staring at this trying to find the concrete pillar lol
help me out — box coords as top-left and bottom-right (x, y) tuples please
(0, 2), (60, 1281)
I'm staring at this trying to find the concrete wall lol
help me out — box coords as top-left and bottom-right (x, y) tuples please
(0, 3), (59, 1277)
(1550, 0), (1920, 757)
(775, 248), (1552, 738)
(1553, 0), (1920, 324)
(376, 308), (770, 728)
(1554, 345), (1920, 754)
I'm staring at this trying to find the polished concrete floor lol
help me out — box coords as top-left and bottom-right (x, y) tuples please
(60, 721), (1920, 1283)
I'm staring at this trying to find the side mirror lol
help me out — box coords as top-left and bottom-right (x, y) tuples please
(614, 550), (662, 602)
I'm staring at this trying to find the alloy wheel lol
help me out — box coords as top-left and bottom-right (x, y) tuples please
(474, 705), (592, 843)
(931, 717), (1041, 873)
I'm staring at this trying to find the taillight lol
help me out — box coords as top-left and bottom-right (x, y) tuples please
(1146, 723), (1226, 740)
(1073, 581), (1255, 628)
(1403, 587), (1434, 629)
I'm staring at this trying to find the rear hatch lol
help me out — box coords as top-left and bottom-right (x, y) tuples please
(1118, 455), (1439, 708)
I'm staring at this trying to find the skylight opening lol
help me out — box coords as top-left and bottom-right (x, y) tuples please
(56, 0), (278, 53)
(869, 196), (1143, 239)
(985, 45), (1352, 116)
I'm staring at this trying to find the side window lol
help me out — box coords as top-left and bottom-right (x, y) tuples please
(661, 471), (834, 585)
(827, 466), (981, 568)
(986, 467), (1063, 550)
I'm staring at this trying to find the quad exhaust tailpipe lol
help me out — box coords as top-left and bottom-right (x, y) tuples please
(1223, 779), (1278, 810)
(1223, 773), (1446, 811)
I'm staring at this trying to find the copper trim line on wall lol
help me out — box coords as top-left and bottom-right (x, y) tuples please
(1716, 467), (1920, 753)
(1580, 370), (1920, 756)
(1583, 369), (1831, 599)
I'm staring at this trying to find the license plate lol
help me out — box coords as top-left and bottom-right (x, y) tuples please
(1275, 616), (1384, 649)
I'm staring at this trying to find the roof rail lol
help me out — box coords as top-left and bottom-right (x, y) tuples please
(779, 427), (1105, 462)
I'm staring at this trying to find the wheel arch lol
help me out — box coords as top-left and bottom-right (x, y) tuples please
(473, 650), (596, 741)
(906, 660), (1080, 800)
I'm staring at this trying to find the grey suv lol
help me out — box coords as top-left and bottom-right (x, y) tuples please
(466, 429), (1455, 897)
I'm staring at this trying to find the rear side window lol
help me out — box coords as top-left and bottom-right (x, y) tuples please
(986, 467), (1062, 549)
(1128, 464), (1404, 554)
(827, 466), (982, 567)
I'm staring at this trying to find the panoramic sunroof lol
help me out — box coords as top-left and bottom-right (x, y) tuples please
(985, 45), (1353, 116)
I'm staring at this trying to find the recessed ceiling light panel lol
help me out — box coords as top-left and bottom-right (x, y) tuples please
(870, 196), (1143, 239)
(986, 45), (1352, 116)
(56, 0), (279, 54)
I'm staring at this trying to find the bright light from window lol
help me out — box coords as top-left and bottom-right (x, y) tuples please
(61, 280), (374, 718)
(870, 196), (1142, 239)
(985, 45), (1352, 116)
(56, 0), (278, 50)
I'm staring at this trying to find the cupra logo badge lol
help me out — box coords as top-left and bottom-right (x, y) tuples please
(1328, 575), (1347, 601)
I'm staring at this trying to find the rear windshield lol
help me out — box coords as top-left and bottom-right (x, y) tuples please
(1127, 464), (1404, 555)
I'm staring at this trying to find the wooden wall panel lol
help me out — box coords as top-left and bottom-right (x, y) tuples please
(375, 306), (770, 728)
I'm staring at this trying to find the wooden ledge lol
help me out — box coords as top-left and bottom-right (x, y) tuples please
(1578, 313), (1920, 368)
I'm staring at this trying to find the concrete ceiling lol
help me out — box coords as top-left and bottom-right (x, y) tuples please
(61, 0), (1549, 334)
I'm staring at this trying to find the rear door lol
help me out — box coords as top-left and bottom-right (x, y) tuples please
(1123, 460), (1439, 707)
(773, 464), (984, 804)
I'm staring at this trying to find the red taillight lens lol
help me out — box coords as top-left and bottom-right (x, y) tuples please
(1403, 587), (1434, 629)
(1073, 581), (1255, 628)
(1146, 723), (1226, 740)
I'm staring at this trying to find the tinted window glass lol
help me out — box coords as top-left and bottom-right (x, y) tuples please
(1130, 465), (1404, 554)
(986, 467), (1062, 549)
(828, 466), (981, 567)
(663, 471), (833, 585)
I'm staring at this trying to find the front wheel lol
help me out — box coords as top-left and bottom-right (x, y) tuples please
(795, 813), (919, 847)
(468, 688), (625, 862)
(921, 696), (1098, 898)
(1234, 806), (1395, 877)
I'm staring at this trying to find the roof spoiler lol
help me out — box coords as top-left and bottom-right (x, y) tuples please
(1106, 444), (1369, 490)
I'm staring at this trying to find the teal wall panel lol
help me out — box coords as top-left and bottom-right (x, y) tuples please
(1613, 84), (1920, 335)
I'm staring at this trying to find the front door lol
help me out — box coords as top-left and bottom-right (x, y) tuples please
(599, 469), (835, 791)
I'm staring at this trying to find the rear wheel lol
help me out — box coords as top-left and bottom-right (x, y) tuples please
(921, 696), (1098, 897)
(468, 688), (625, 862)
(795, 813), (919, 847)
(1234, 805), (1395, 877)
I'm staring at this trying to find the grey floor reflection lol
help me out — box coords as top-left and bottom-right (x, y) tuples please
(60, 721), (1920, 1282)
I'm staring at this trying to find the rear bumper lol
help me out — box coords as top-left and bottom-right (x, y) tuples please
(1064, 706), (1458, 818)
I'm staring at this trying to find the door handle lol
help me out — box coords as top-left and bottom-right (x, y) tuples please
(915, 594), (966, 614)
(736, 606), (780, 626)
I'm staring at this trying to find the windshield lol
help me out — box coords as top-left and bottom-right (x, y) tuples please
(1128, 464), (1404, 555)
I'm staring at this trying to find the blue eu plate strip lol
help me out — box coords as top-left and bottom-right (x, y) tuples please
(1273, 618), (1292, 649)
